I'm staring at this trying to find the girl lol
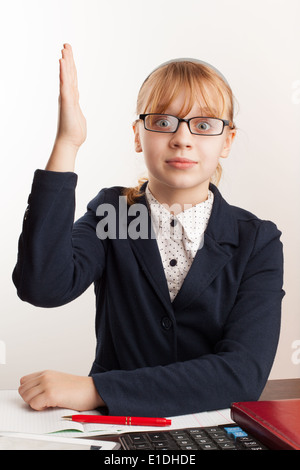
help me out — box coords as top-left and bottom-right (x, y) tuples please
(14, 44), (284, 417)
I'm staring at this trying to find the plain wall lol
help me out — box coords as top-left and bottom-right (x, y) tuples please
(1, 0), (299, 388)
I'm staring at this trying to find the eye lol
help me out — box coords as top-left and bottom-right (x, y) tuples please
(144, 114), (177, 132)
(190, 117), (220, 135)
(155, 118), (171, 128)
(196, 121), (211, 131)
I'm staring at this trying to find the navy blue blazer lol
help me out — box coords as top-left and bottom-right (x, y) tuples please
(13, 170), (284, 417)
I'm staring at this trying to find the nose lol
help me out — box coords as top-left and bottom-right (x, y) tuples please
(169, 121), (193, 149)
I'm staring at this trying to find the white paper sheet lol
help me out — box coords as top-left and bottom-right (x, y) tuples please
(0, 390), (234, 437)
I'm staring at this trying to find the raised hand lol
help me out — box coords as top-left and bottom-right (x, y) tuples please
(46, 44), (87, 172)
(56, 43), (87, 148)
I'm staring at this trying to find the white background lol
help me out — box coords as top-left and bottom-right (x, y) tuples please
(0, 0), (299, 388)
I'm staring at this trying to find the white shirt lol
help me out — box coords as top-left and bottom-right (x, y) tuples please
(145, 185), (214, 301)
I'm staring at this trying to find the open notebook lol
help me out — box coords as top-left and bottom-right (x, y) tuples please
(0, 390), (234, 437)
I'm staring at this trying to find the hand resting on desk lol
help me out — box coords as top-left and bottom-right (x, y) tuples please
(18, 370), (105, 411)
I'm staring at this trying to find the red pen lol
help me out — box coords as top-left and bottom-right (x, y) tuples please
(62, 415), (172, 427)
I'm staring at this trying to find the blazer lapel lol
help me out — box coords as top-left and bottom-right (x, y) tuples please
(171, 233), (232, 311)
(127, 183), (239, 313)
(172, 184), (239, 311)
(127, 193), (173, 314)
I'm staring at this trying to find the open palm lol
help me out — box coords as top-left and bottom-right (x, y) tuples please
(56, 44), (87, 149)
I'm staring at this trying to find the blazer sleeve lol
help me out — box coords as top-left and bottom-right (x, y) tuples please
(91, 220), (284, 417)
(12, 169), (106, 307)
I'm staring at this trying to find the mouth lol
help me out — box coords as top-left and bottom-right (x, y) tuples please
(166, 157), (198, 169)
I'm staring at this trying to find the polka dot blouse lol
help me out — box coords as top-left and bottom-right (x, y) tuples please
(145, 185), (214, 301)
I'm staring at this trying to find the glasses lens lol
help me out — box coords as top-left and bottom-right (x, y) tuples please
(190, 117), (223, 135)
(145, 114), (178, 133)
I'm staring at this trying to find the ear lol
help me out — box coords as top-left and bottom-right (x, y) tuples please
(220, 129), (236, 159)
(132, 121), (143, 153)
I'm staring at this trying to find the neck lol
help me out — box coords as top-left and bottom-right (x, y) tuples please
(147, 180), (210, 215)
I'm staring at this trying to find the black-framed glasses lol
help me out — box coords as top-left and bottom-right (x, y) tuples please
(139, 113), (233, 136)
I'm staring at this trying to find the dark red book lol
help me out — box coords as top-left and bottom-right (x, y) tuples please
(231, 399), (300, 450)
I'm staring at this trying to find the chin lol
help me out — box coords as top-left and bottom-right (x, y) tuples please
(163, 175), (210, 191)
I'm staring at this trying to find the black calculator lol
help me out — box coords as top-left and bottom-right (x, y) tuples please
(119, 424), (267, 450)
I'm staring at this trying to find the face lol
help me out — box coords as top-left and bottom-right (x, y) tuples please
(133, 91), (236, 205)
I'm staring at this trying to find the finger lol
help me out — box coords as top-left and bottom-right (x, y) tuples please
(18, 373), (44, 400)
(61, 48), (71, 79)
(19, 371), (43, 385)
(59, 57), (74, 100)
(28, 391), (51, 411)
(63, 43), (72, 52)
(19, 381), (43, 406)
(21, 387), (51, 411)
(60, 56), (77, 96)
(59, 57), (67, 87)
(20, 373), (58, 411)
(65, 44), (78, 87)
(61, 44), (77, 82)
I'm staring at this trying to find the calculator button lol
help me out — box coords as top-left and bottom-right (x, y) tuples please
(209, 431), (227, 439)
(242, 440), (264, 448)
(179, 444), (199, 450)
(130, 434), (147, 443)
(224, 426), (248, 439)
(172, 433), (190, 440)
(236, 436), (252, 442)
(215, 437), (231, 444)
(177, 438), (194, 446)
(205, 427), (220, 433)
(193, 437), (213, 445)
(154, 441), (171, 448)
(135, 443), (152, 449)
(198, 442), (219, 450)
(148, 432), (168, 442)
(218, 442), (239, 449)
(189, 429), (207, 437)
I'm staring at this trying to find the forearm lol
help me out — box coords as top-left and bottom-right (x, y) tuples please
(45, 138), (79, 172)
(91, 317), (281, 419)
(91, 354), (262, 418)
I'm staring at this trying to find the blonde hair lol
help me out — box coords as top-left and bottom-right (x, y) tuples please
(124, 60), (236, 205)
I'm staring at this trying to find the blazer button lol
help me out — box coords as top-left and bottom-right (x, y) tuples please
(161, 317), (172, 330)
